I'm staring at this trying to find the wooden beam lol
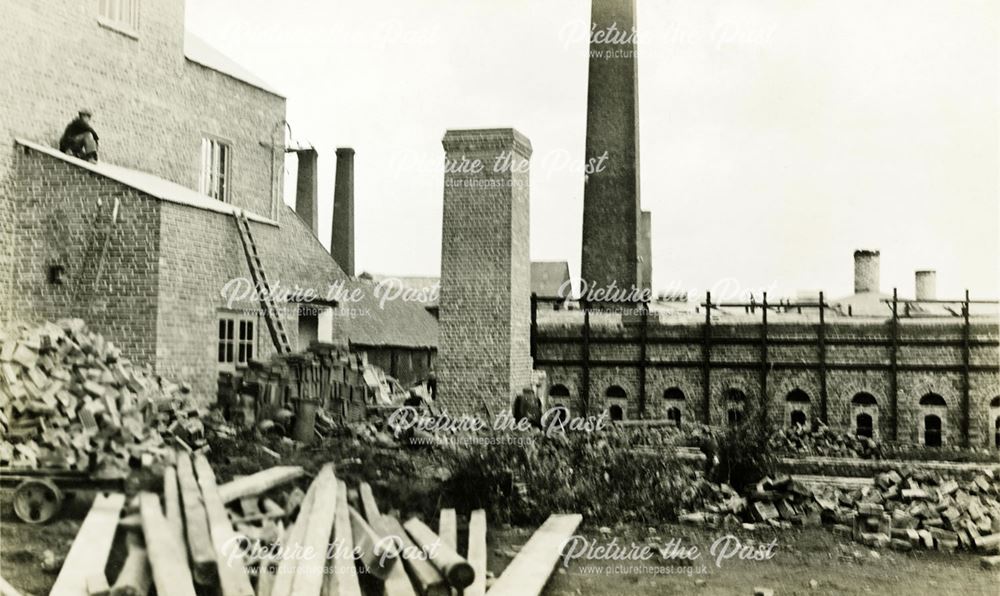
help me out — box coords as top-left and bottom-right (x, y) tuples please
(138, 493), (196, 596)
(359, 481), (389, 535)
(162, 464), (185, 554)
(109, 531), (151, 596)
(383, 515), (449, 596)
(176, 452), (217, 585)
(193, 454), (255, 596)
(486, 514), (582, 596)
(324, 479), (363, 596)
(50, 492), (125, 595)
(288, 464), (337, 596)
(0, 576), (25, 596)
(350, 506), (400, 581)
(438, 508), (457, 551)
(217, 466), (305, 504)
(265, 472), (318, 596)
(466, 510), (487, 596)
(404, 517), (474, 590)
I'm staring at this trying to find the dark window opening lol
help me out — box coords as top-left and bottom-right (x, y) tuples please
(786, 389), (810, 403)
(994, 416), (999, 449)
(725, 388), (747, 403)
(727, 408), (744, 426)
(663, 387), (685, 401)
(856, 413), (874, 438)
(606, 385), (627, 399)
(550, 384), (570, 398)
(609, 404), (624, 421)
(790, 410), (807, 427)
(924, 415), (942, 447)
(852, 392), (877, 406)
(218, 318), (253, 366)
(919, 393), (946, 407)
(666, 407), (682, 425)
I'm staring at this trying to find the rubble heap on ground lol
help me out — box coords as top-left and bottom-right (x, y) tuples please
(768, 424), (882, 459)
(0, 319), (212, 476)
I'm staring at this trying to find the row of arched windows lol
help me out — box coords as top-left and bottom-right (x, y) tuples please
(549, 383), (1000, 449)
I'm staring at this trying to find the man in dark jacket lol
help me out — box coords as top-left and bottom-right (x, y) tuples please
(59, 109), (99, 162)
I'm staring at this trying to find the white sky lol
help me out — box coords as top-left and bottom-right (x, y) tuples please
(185, 0), (999, 301)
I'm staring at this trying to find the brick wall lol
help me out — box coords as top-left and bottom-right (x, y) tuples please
(6, 146), (161, 364)
(438, 129), (532, 414)
(536, 314), (1000, 448)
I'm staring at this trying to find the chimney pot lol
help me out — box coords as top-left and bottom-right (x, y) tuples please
(915, 270), (937, 301)
(853, 249), (880, 294)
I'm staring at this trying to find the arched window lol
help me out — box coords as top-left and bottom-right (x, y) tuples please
(852, 392), (877, 406)
(919, 393), (946, 407)
(990, 396), (1000, 408)
(727, 408), (744, 426)
(547, 404), (570, 428)
(663, 387), (685, 401)
(725, 388), (747, 403)
(786, 389), (810, 403)
(856, 413), (874, 438)
(609, 404), (624, 421)
(790, 410), (807, 427)
(550, 384), (570, 398)
(606, 385), (627, 399)
(666, 407), (682, 425)
(924, 414), (942, 447)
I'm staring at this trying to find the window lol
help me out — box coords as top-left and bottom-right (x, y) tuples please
(995, 417), (999, 449)
(608, 404), (624, 421)
(786, 389), (810, 403)
(98, 0), (140, 32)
(919, 393), (946, 407)
(852, 392), (877, 406)
(550, 384), (571, 398)
(606, 385), (627, 399)
(790, 410), (807, 427)
(663, 387), (685, 401)
(727, 408), (744, 426)
(201, 138), (232, 201)
(666, 407), (682, 425)
(218, 318), (254, 367)
(856, 413), (874, 438)
(924, 414), (942, 447)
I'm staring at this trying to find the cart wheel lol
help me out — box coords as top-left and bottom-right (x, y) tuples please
(13, 479), (63, 524)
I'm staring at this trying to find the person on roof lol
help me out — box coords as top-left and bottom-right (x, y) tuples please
(58, 109), (99, 162)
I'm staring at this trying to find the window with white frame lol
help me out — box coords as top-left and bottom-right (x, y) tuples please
(98, 0), (140, 32)
(200, 138), (232, 201)
(218, 317), (254, 367)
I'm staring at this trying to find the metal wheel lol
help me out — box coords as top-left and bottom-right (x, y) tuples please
(12, 478), (63, 524)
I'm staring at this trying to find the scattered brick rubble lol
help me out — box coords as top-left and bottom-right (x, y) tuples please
(769, 424), (882, 458)
(0, 319), (215, 476)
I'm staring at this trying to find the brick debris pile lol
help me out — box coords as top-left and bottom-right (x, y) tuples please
(768, 424), (882, 459)
(0, 319), (212, 475)
(744, 471), (1000, 554)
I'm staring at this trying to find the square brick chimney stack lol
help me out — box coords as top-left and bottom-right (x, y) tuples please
(438, 128), (533, 415)
(915, 270), (937, 301)
(853, 249), (880, 294)
(293, 148), (319, 235)
(332, 148), (355, 276)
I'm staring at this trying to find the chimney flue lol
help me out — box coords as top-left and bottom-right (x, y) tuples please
(915, 270), (937, 301)
(332, 148), (355, 277)
(853, 249), (880, 294)
(293, 148), (319, 235)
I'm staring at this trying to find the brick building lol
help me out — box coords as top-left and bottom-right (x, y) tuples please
(0, 0), (351, 395)
(534, 252), (1000, 449)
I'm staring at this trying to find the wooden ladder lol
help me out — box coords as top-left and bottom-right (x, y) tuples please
(232, 211), (292, 355)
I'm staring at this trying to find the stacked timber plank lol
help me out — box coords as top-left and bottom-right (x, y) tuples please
(0, 320), (213, 475)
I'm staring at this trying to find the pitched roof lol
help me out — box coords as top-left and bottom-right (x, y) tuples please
(184, 32), (284, 97)
(531, 261), (571, 299)
(343, 280), (439, 348)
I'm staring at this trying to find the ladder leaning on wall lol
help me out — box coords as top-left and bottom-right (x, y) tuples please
(231, 210), (292, 355)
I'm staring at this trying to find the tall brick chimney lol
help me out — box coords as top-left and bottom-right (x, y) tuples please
(915, 270), (937, 301)
(293, 148), (319, 235)
(581, 0), (641, 296)
(331, 148), (355, 276)
(853, 250), (880, 294)
(438, 128), (532, 415)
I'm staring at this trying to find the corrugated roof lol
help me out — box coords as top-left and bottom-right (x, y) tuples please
(531, 261), (571, 299)
(14, 138), (276, 225)
(184, 32), (284, 97)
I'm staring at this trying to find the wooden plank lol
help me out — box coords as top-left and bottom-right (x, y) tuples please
(193, 454), (255, 596)
(466, 510), (487, 596)
(50, 492), (125, 595)
(162, 464), (185, 557)
(0, 575), (24, 596)
(256, 524), (291, 596)
(438, 509), (457, 552)
(138, 493), (196, 596)
(383, 516), (449, 596)
(289, 464), (338, 596)
(350, 506), (400, 581)
(486, 514), (582, 596)
(359, 481), (389, 535)
(404, 517), (474, 590)
(323, 479), (362, 596)
(109, 531), (151, 596)
(268, 472), (320, 596)
(176, 452), (217, 585)
(217, 466), (305, 504)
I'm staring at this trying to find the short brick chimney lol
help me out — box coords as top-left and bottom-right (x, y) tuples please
(332, 148), (355, 276)
(853, 249), (880, 294)
(293, 148), (319, 235)
(915, 270), (937, 301)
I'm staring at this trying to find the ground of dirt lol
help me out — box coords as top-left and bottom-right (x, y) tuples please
(3, 490), (998, 596)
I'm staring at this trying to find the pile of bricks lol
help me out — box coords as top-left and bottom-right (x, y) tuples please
(769, 424), (881, 459)
(0, 319), (208, 475)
